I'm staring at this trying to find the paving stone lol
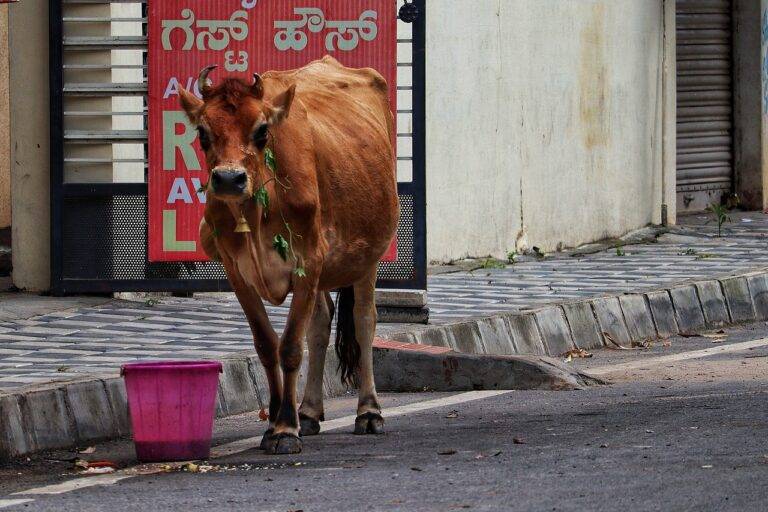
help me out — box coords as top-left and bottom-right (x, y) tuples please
(592, 297), (631, 345)
(694, 280), (730, 327)
(104, 377), (131, 436)
(533, 307), (575, 357)
(747, 274), (768, 321)
(619, 294), (657, 341)
(218, 359), (260, 417)
(504, 313), (546, 355)
(416, 327), (452, 349)
(475, 317), (514, 355)
(445, 322), (485, 354)
(0, 394), (30, 460)
(645, 290), (678, 338)
(669, 285), (706, 334)
(66, 380), (117, 442)
(20, 387), (75, 451)
(561, 301), (603, 350)
(720, 276), (756, 323)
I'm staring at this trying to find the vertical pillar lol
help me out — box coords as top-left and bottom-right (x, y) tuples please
(662, 0), (677, 225)
(761, 0), (768, 210)
(0, 4), (9, 231)
(9, 0), (50, 291)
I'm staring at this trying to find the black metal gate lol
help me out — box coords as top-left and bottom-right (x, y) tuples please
(49, 0), (426, 295)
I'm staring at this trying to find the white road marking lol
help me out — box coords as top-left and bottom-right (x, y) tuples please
(589, 338), (768, 376)
(12, 475), (134, 496)
(10, 390), (512, 501)
(0, 500), (34, 509)
(211, 390), (512, 458)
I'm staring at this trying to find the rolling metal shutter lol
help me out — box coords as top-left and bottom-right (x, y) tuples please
(676, 0), (734, 205)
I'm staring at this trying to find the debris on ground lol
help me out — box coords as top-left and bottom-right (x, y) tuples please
(438, 449), (457, 456)
(78, 447), (96, 455)
(258, 408), (269, 422)
(445, 410), (459, 419)
(604, 333), (648, 350)
(513, 438), (526, 445)
(562, 348), (593, 361)
(74, 459), (117, 476)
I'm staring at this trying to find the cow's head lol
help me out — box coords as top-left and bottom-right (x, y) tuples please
(179, 66), (296, 202)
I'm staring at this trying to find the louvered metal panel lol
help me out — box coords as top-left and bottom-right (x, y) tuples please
(676, 0), (734, 204)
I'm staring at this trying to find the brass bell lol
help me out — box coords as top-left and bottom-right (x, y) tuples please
(234, 215), (251, 233)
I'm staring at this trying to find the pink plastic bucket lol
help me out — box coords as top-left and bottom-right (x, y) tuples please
(121, 361), (222, 462)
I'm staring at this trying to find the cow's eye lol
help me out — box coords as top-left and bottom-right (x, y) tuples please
(197, 127), (211, 151)
(252, 123), (269, 150)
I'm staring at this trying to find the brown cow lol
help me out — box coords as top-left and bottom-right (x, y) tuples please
(179, 56), (399, 454)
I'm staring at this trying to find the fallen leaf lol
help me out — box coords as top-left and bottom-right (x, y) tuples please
(82, 467), (115, 475)
(631, 340), (652, 349)
(438, 449), (457, 456)
(702, 333), (727, 339)
(561, 348), (593, 359)
(513, 438), (525, 445)
(492, 451), (503, 457)
(445, 410), (459, 419)
(603, 333), (640, 350)
(258, 408), (269, 422)
(185, 463), (199, 473)
(679, 332), (703, 338)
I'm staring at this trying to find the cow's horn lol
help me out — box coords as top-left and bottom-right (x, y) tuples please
(251, 73), (264, 99)
(198, 65), (217, 96)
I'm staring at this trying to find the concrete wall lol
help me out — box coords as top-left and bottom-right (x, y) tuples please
(9, 0), (50, 290)
(0, 5), (9, 230)
(426, 0), (667, 262)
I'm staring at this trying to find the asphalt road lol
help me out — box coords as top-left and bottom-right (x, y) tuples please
(4, 322), (768, 511)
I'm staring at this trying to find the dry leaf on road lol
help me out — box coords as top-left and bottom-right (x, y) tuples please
(561, 348), (593, 359)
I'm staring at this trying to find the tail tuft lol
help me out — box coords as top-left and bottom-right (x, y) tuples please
(335, 286), (360, 386)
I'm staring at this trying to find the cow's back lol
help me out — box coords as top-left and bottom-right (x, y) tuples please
(263, 56), (398, 287)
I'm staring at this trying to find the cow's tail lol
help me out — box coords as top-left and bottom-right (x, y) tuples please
(335, 286), (360, 386)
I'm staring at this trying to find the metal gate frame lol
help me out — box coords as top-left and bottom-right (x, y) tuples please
(49, 0), (426, 295)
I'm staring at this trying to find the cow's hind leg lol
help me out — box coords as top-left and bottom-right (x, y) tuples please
(298, 291), (334, 436)
(350, 270), (384, 435)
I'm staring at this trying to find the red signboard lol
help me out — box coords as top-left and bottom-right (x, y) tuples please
(148, 0), (397, 262)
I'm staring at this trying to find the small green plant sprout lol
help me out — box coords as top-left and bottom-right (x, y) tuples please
(145, 298), (160, 307)
(679, 248), (697, 256)
(615, 245), (626, 257)
(480, 258), (506, 270)
(506, 251), (518, 264)
(706, 203), (732, 237)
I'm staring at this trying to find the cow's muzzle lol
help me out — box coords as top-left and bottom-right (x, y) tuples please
(210, 168), (248, 197)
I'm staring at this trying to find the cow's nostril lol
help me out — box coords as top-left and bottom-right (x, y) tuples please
(234, 172), (247, 186)
(211, 172), (223, 187)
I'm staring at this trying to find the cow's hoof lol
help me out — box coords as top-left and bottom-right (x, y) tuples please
(354, 412), (385, 435)
(264, 433), (303, 455)
(299, 413), (321, 437)
(259, 428), (275, 450)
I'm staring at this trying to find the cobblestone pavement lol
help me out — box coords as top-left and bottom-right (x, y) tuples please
(1, 212), (768, 390)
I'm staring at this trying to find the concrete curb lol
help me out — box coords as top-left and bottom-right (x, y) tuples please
(388, 267), (768, 359)
(4, 265), (768, 460)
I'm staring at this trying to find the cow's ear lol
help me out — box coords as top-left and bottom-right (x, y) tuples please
(179, 88), (204, 124)
(268, 84), (296, 125)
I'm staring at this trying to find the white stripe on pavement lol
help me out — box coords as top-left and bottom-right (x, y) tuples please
(12, 475), (135, 496)
(589, 337), (768, 376)
(11, 390), (513, 501)
(0, 500), (34, 509)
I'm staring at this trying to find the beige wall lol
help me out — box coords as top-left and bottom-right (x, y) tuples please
(426, 0), (670, 262)
(9, 0), (50, 290)
(0, 5), (9, 230)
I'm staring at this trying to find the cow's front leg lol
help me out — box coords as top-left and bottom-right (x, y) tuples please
(264, 282), (318, 455)
(220, 260), (283, 450)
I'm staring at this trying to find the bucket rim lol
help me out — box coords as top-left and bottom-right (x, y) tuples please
(121, 360), (223, 375)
